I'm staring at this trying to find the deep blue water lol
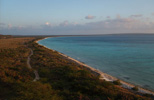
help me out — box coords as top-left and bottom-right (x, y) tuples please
(38, 34), (154, 91)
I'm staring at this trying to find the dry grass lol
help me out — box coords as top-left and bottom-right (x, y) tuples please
(0, 37), (35, 49)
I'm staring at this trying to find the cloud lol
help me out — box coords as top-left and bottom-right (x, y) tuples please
(59, 20), (69, 26)
(85, 15), (95, 19)
(130, 14), (142, 17)
(1, 16), (154, 35)
(45, 22), (51, 26)
(41, 22), (52, 29)
(18, 25), (24, 29)
(116, 14), (121, 19)
(106, 16), (110, 19)
(8, 24), (12, 29)
(152, 13), (154, 16)
(0, 23), (5, 26)
(88, 17), (141, 28)
(0, 23), (6, 29)
(84, 17), (154, 33)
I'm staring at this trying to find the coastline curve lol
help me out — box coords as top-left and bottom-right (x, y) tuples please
(36, 37), (154, 96)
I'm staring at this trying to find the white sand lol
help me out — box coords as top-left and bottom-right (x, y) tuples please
(35, 37), (154, 96)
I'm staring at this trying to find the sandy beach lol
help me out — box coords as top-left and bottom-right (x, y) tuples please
(36, 37), (154, 96)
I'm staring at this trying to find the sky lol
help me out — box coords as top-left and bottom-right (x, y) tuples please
(0, 0), (154, 35)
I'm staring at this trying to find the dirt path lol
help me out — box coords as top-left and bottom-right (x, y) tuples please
(33, 70), (40, 81)
(27, 48), (33, 69)
(27, 48), (40, 81)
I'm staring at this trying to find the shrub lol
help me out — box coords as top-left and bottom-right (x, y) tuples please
(132, 86), (139, 91)
(113, 80), (121, 85)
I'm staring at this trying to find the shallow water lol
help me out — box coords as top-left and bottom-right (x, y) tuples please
(38, 34), (154, 91)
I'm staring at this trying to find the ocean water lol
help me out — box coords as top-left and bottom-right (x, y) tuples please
(38, 34), (154, 91)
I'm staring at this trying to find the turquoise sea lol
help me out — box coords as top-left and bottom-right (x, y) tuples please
(38, 34), (154, 91)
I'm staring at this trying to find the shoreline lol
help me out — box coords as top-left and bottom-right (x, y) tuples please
(35, 37), (154, 96)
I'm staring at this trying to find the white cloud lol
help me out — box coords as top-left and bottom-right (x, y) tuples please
(8, 24), (12, 29)
(85, 15), (95, 19)
(0, 23), (5, 26)
(1, 16), (154, 35)
(72, 22), (78, 25)
(18, 25), (24, 29)
(86, 17), (143, 29)
(106, 16), (110, 19)
(130, 14), (142, 17)
(41, 22), (52, 29)
(45, 22), (51, 26)
(116, 14), (121, 19)
(59, 20), (69, 26)
(0, 23), (6, 29)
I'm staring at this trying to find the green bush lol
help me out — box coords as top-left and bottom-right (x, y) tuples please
(113, 80), (121, 85)
(132, 86), (139, 91)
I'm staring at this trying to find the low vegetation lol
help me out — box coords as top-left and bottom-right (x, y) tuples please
(113, 80), (121, 85)
(0, 35), (12, 39)
(0, 35), (152, 100)
(132, 86), (139, 91)
(0, 37), (34, 49)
